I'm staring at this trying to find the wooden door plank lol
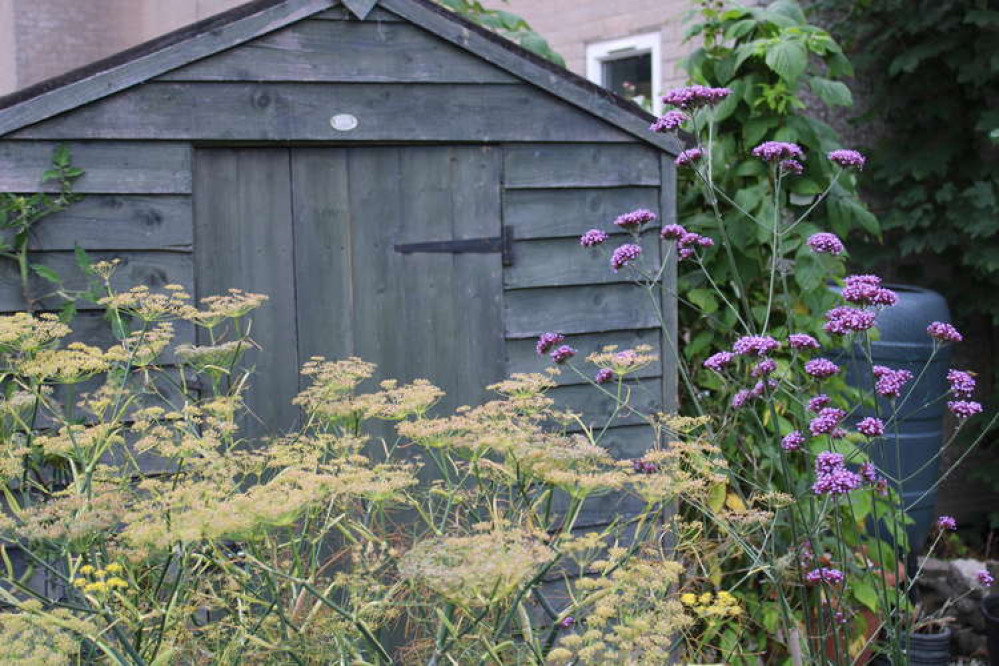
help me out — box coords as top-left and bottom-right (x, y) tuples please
(503, 187), (660, 240)
(193, 148), (300, 438)
(503, 144), (661, 189)
(504, 284), (659, 339)
(505, 328), (662, 386)
(504, 233), (661, 289)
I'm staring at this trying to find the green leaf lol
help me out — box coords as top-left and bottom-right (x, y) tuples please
(31, 263), (62, 285)
(743, 115), (778, 146)
(725, 18), (757, 41)
(809, 76), (853, 107)
(75, 245), (92, 273)
(793, 249), (824, 291)
(765, 39), (808, 82)
(688, 288), (719, 314)
(852, 580), (880, 613)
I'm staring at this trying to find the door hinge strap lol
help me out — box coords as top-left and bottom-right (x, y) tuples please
(394, 227), (513, 266)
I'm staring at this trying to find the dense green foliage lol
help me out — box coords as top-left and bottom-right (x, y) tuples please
(435, 0), (565, 65)
(822, 0), (999, 324)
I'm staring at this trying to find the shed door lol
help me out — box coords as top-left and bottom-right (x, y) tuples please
(194, 146), (506, 436)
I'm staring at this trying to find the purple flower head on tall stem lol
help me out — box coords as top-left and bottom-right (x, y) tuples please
(937, 515), (957, 531)
(752, 141), (805, 163)
(927, 321), (963, 343)
(860, 463), (879, 484)
(780, 159), (804, 175)
(947, 369), (976, 398)
(812, 468), (862, 495)
(788, 333), (820, 350)
(805, 567), (845, 585)
(808, 395), (831, 412)
(610, 244), (642, 272)
(857, 417), (885, 438)
(661, 85), (732, 110)
(807, 232), (845, 255)
(809, 408), (846, 436)
(751, 359), (777, 377)
(650, 110), (687, 132)
(614, 208), (657, 230)
(703, 351), (734, 372)
(557, 616), (576, 629)
(536, 332), (564, 355)
(580, 229), (609, 247)
(948, 400), (983, 419)
(675, 148), (704, 168)
(978, 570), (995, 587)
(731, 389), (752, 409)
(781, 430), (806, 451)
(733, 335), (780, 357)
(660, 224), (686, 240)
(550, 345), (576, 364)
(824, 306), (877, 335)
(804, 358), (840, 379)
(873, 366), (913, 398)
(595, 368), (615, 385)
(828, 149), (866, 170)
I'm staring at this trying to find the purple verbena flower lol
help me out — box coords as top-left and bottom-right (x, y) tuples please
(807, 232), (845, 255)
(550, 345), (576, 364)
(808, 395), (831, 412)
(828, 149), (866, 170)
(804, 358), (840, 379)
(610, 243), (642, 272)
(948, 400), (983, 419)
(857, 417), (885, 437)
(805, 567), (845, 585)
(860, 462), (879, 484)
(873, 366), (913, 399)
(660, 224), (686, 240)
(614, 208), (657, 230)
(780, 159), (804, 175)
(650, 110), (687, 132)
(595, 368), (615, 385)
(927, 321), (963, 343)
(815, 451), (846, 474)
(661, 85), (733, 110)
(752, 141), (805, 163)
(580, 229), (609, 247)
(751, 379), (777, 397)
(557, 616), (576, 629)
(788, 333), (820, 350)
(536, 332), (564, 355)
(809, 408), (846, 436)
(632, 459), (658, 474)
(782, 430), (806, 451)
(752, 359), (777, 377)
(675, 147), (704, 167)
(731, 389), (752, 409)
(812, 468), (862, 495)
(824, 306), (878, 335)
(947, 369), (976, 398)
(703, 351), (734, 372)
(978, 570), (995, 587)
(733, 335), (780, 357)
(937, 515), (957, 531)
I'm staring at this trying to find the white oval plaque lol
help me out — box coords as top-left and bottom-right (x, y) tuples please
(330, 114), (359, 131)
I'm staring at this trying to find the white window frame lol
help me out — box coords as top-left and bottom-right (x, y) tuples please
(586, 32), (662, 115)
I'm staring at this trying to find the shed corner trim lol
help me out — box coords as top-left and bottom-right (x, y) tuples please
(343, 0), (380, 19)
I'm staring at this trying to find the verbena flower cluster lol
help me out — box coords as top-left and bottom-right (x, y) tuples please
(661, 84), (732, 109)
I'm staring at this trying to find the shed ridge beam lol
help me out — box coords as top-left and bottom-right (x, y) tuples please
(0, 0), (336, 137)
(343, 0), (380, 19)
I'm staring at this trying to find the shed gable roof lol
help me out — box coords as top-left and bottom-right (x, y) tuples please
(0, 0), (681, 154)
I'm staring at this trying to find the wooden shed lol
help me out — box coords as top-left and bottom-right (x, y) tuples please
(0, 0), (680, 458)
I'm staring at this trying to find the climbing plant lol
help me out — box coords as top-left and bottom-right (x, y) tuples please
(435, 0), (565, 65)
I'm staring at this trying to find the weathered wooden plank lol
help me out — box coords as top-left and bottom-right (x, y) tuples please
(0, 0), (335, 136)
(505, 233), (660, 289)
(550, 378), (662, 430)
(503, 144), (661, 189)
(506, 328), (662, 385)
(65, 311), (197, 365)
(290, 149), (353, 366)
(342, 0), (379, 19)
(504, 284), (658, 339)
(159, 20), (516, 83)
(193, 148), (300, 438)
(659, 155), (679, 413)
(503, 187), (660, 240)
(0, 251), (193, 313)
(16, 195), (192, 251)
(0, 141), (191, 193)
(379, 0), (681, 154)
(315, 5), (402, 20)
(12, 83), (636, 143)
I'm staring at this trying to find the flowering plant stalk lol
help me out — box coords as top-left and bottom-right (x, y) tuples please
(548, 84), (999, 663)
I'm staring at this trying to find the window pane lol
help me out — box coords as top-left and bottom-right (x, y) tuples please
(601, 53), (652, 103)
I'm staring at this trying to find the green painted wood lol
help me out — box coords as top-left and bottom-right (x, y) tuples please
(290, 149), (354, 366)
(379, 0), (681, 154)
(0, 251), (192, 313)
(504, 233), (660, 289)
(659, 155), (678, 413)
(315, 5), (402, 20)
(158, 20), (517, 84)
(0, 141), (191, 193)
(503, 144), (661, 189)
(193, 148), (300, 438)
(504, 284), (659, 339)
(11, 83), (636, 143)
(505, 329), (662, 385)
(503, 187), (660, 240)
(0, 0), (336, 136)
(20, 195), (192, 251)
